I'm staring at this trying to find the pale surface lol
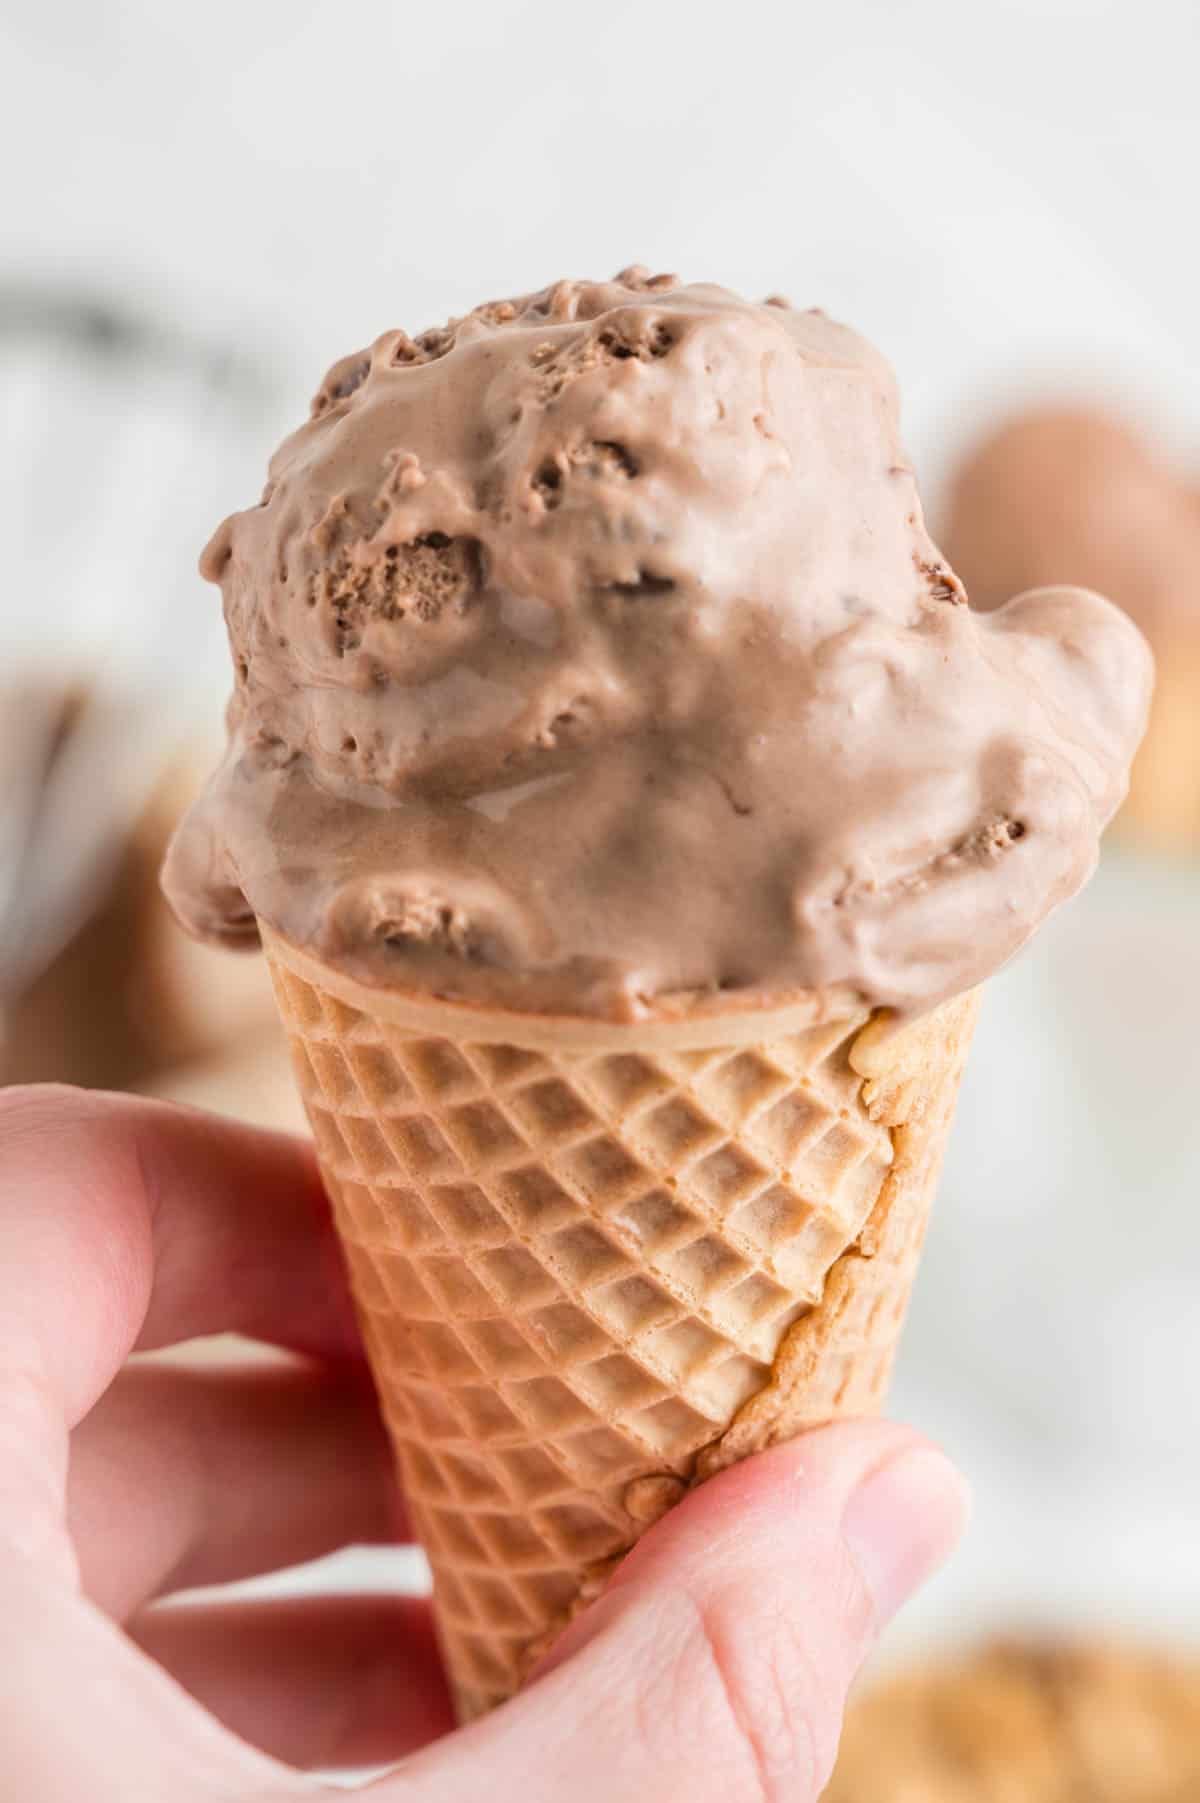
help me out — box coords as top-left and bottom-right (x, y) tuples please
(893, 850), (1200, 1652)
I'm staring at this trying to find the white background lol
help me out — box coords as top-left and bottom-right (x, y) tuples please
(6, 0), (1200, 482)
(2, 0), (1198, 1682)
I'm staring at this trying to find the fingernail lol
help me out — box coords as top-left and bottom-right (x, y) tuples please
(842, 1445), (970, 1625)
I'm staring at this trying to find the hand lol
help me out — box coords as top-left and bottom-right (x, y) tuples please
(0, 1084), (968, 1801)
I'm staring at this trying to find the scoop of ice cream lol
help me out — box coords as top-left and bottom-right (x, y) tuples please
(943, 406), (1200, 630)
(163, 271), (1152, 1020)
(944, 407), (1197, 854)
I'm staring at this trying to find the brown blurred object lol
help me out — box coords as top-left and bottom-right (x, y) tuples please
(0, 688), (280, 1094)
(144, 1031), (306, 1132)
(943, 409), (1200, 854)
(824, 1638), (1200, 1802)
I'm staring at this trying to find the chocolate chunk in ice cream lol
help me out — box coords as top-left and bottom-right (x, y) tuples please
(164, 270), (1152, 1020)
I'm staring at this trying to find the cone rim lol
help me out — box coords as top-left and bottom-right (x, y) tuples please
(259, 920), (874, 1052)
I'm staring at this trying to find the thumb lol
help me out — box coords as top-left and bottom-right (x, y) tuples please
(386, 1420), (968, 1803)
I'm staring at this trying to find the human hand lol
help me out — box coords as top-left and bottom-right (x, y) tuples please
(0, 1085), (968, 1800)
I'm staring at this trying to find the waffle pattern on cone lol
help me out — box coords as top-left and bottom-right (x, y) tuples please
(267, 950), (975, 1718)
(823, 1639), (1200, 1802)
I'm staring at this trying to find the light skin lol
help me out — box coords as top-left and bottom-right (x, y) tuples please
(0, 1085), (969, 1800)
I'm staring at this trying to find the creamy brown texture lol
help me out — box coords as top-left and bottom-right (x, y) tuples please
(164, 271), (1152, 1020)
(943, 407), (1198, 854)
(943, 406), (1200, 628)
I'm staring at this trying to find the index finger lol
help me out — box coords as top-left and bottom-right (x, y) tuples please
(0, 1084), (360, 1432)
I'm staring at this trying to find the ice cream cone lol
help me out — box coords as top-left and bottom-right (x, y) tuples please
(941, 406), (1197, 858)
(1119, 630), (1200, 854)
(261, 922), (979, 1721)
(823, 1638), (1200, 1801)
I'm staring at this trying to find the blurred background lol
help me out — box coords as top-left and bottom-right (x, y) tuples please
(2, 0), (1198, 1790)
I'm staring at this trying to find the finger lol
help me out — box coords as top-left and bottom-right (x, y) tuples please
(0, 1084), (359, 1441)
(384, 1422), (969, 1803)
(0, 1542), (299, 1801)
(68, 1360), (404, 1619)
(129, 1594), (454, 1770)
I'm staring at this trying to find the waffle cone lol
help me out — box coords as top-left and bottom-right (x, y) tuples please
(261, 924), (979, 1720)
(1120, 629), (1200, 854)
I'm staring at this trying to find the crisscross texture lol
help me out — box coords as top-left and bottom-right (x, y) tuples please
(266, 940), (977, 1720)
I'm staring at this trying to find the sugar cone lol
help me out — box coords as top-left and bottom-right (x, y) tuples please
(1120, 630), (1200, 854)
(262, 924), (979, 1721)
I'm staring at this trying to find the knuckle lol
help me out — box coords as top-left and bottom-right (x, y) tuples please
(0, 1082), (153, 1222)
(684, 1584), (841, 1803)
(0, 1081), (78, 1136)
(0, 1083), (114, 1174)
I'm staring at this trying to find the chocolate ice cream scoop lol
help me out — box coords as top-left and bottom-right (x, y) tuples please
(942, 407), (1200, 631)
(164, 271), (1152, 1019)
(943, 406), (1199, 853)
